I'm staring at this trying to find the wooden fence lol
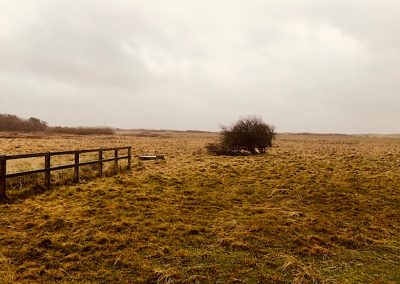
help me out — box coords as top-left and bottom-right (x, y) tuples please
(0, 146), (131, 198)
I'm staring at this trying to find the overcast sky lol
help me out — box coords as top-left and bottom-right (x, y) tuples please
(1, 1), (399, 133)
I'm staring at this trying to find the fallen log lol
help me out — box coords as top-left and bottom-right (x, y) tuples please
(138, 155), (165, 160)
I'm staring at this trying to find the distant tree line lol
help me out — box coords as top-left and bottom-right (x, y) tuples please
(0, 114), (48, 132)
(0, 114), (114, 135)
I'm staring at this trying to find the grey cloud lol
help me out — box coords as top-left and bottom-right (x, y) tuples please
(0, 0), (399, 132)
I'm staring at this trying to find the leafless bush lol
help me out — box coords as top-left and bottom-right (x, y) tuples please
(207, 116), (276, 155)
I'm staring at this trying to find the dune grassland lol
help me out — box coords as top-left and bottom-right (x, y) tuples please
(0, 131), (399, 283)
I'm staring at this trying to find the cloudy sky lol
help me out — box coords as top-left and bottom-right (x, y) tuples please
(0, 1), (399, 133)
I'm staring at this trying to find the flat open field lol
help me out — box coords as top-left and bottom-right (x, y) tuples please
(0, 132), (399, 283)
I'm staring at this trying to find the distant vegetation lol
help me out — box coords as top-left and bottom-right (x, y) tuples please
(0, 114), (48, 132)
(49, 126), (114, 135)
(0, 114), (114, 135)
(207, 116), (276, 155)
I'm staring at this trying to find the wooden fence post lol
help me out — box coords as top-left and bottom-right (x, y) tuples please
(127, 147), (131, 170)
(114, 149), (119, 174)
(0, 156), (6, 198)
(98, 150), (103, 177)
(45, 153), (51, 188)
(0, 147), (131, 195)
(74, 152), (80, 183)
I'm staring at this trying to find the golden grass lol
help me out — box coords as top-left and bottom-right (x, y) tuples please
(0, 132), (399, 283)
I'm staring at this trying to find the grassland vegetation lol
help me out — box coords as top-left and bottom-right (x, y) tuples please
(0, 132), (399, 283)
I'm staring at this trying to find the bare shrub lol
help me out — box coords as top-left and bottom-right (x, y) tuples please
(207, 116), (276, 155)
(205, 142), (235, 156)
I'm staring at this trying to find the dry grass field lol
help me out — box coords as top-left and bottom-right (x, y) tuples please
(0, 131), (399, 283)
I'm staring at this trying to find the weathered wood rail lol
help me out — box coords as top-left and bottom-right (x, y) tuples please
(0, 146), (132, 198)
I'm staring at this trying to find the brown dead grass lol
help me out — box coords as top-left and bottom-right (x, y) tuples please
(0, 131), (399, 283)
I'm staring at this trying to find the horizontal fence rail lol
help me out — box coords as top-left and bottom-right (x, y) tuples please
(0, 146), (132, 198)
